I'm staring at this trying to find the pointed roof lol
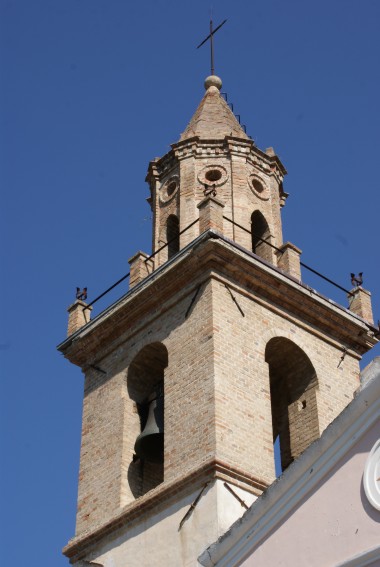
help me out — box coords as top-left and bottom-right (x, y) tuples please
(180, 76), (249, 142)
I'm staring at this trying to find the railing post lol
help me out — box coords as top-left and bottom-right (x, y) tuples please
(276, 242), (302, 280)
(197, 195), (225, 234)
(128, 251), (154, 289)
(67, 300), (92, 337)
(348, 287), (374, 325)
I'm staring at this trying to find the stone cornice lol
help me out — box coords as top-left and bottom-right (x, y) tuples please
(334, 545), (380, 566)
(145, 135), (286, 181)
(58, 231), (376, 369)
(62, 458), (268, 561)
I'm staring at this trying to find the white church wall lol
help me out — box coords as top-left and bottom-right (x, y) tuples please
(238, 420), (380, 567)
(76, 479), (256, 567)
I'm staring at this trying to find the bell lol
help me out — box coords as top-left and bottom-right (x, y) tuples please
(134, 383), (164, 463)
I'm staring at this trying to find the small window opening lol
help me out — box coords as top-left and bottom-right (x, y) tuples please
(251, 210), (272, 261)
(166, 215), (179, 260)
(252, 179), (264, 193)
(166, 181), (177, 197)
(205, 169), (222, 182)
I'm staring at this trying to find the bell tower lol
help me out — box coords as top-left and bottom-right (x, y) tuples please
(59, 75), (377, 567)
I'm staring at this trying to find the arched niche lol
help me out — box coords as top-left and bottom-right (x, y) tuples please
(265, 337), (319, 472)
(251, 210), (272, 262)
(166, 214), (180, 260)
(127, 342), (168, 498)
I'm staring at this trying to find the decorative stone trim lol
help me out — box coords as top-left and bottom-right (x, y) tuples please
(63, 458), (268, 560)
(197, 164), (229, 189)
(334, 545), (380, 566)
(59, 233), (376, 367)
(159, 175), (179, 204)
(248, 173), (270, 200)
(363, 439), (380, 511)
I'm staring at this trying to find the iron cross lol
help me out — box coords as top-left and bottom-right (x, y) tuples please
(197, 18), (227, 76)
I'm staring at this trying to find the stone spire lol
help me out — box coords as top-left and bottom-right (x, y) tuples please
(180, 75), (249, 141)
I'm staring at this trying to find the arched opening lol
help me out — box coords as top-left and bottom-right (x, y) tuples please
(127, 342), (168, 497)
(265, 337), (319, 473)
(251, 210), (272, 262)
(166, 215), (180, 260)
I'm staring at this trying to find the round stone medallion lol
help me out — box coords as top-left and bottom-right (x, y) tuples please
(248, 174), (270, 200)
(197, 165), (228, 190)
(364, 439), (380, 511)
(159, 176), (179, 204)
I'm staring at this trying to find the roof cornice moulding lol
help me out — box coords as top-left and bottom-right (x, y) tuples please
(58, 231), (376, 367)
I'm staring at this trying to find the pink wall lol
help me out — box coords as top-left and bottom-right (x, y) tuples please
(240, 421), (380, 567)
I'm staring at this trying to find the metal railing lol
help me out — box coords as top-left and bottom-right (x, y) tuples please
(222, 215), (353, 296)
(83, 218), (199, 312)
(83, 214), (354, 315)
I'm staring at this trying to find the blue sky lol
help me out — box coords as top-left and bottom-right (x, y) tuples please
(1, 1), (379, 565)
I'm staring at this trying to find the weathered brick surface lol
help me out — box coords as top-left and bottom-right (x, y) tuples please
(198, 195), (225, 233)
(67, 300), (92, 336)
(128, 251), (154, 289)
(149, 142), (286, 271)
(277, 242), (302, 281)
(73, 261), (362, 535)
(61, 80), (377, 562)
(211, 277), (359, 481)
(75, 280), (217, 533)
(146, 86), (287, 272)
(348, 287), (374, 324)
(180, 85), (249, 141)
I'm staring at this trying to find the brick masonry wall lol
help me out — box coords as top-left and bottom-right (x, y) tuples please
(348, 287), (374, 325)
(277, 243), (302, 281)
(179, 157), (198, 249)
(76, 365), (125, 534)
(151, 143), (285, 269)
(288, 386), (319, 458)
(211, 277), (360, 482)
(75, 280), (216, 534)
(75, 269), (361, 536)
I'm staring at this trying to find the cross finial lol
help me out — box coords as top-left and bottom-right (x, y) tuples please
(197, 18), (227, 76)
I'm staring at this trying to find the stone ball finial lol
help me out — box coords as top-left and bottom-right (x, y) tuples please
(204, 75), (222, 90)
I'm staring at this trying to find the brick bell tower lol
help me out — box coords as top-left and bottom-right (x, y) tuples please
(58, 75), (377, 567)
